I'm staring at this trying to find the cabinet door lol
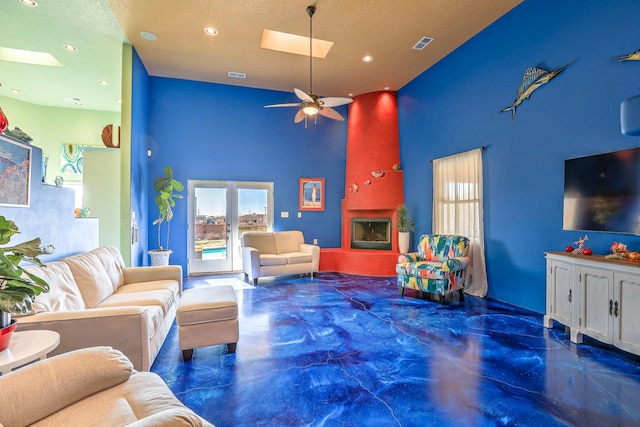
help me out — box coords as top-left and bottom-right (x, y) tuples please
(580, 267), (614, 344)
(614, 272), (640, 354)
(548, 260), (573, 326)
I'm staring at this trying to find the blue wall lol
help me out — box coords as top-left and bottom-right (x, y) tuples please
(146, 78), (348, 271)
(130, 48), (151, 266)
(398, 0), (640, 312)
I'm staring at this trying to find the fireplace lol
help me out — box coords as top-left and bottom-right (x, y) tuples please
(350, 218), (392, 250)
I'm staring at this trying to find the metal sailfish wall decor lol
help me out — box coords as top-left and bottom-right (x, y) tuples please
(610, 48), (640, 62)
(500, 59), (575, 121)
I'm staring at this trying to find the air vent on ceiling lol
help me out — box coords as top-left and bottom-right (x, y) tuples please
(228, 72), (246, 79)
(413, 36), (434, 51)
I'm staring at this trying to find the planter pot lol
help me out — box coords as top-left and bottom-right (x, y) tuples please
(0, 319), (18, 352)
(398, 231), (411, 254)
(1, 311), (11, 328)
(149, 249), (172, 266)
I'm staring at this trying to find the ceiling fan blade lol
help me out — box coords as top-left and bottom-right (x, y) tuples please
(319, 97), (353, 108)
(318, 107), (345, 121)
(264, 103), (303, 108)
(294, 109), (307, 123)
(294, 88), (314, 102)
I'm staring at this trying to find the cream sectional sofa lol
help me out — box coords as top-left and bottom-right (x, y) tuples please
(16, 246), (181, 371)
(0, 346), (213, 427)
(241, 230), (320, 284)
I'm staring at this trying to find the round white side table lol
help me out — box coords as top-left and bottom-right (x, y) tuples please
(0, 330), (60, 375)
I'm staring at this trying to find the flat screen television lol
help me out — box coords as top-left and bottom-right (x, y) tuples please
(564, 147), (640, 234)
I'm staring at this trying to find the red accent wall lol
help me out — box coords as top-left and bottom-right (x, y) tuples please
(320, 91), (404, 276)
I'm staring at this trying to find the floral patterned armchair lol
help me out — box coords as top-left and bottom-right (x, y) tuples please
(396, 234), (470, 304)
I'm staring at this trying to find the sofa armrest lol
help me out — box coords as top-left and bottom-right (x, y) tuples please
(124, 265), (183, 293)
(398, 252), (421, 263)
(300, 243), (320, 272)
(442, 256), (470, 272)
(242, 246), (261, 279)
(17, 307), (153, 371)
(0, 346), (133, 427)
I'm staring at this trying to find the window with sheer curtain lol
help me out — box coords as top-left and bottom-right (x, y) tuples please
(432, 148), (487, 296)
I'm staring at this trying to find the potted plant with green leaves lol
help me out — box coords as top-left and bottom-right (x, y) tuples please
(395, 204), (415, 254)
(149, 166), (184, 266)
(0, 215), (54, 351)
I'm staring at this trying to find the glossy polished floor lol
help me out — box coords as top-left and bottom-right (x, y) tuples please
(151, 273), (640, 427)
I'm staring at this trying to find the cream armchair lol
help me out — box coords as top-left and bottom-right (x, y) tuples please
(0, 346), (213, 427)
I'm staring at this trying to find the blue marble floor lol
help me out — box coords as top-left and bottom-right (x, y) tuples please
(151, 273), (640, 427)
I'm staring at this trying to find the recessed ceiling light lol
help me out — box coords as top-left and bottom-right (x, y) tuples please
(362, 55), (374, 63)
(348, 93), (354, 97)
(98, 80), (109, 85)
(204, 27), (218, 36)
(20, 0), (38, 7)
(141, 31), (157, 41)
(63, 43), (78, 52)
(116, 98), (122, 104)
(10, 88), (20, 94)
(384, 86), (391, 90)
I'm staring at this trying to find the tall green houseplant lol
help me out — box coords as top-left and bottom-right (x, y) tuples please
(153, 166), (184, 252)
(0, 216), (54, 327)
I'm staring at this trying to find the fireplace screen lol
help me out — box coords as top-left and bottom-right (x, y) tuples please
(351, 218), (392, 250)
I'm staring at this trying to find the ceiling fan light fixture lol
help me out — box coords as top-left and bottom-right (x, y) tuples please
(303, 105), (319, 116)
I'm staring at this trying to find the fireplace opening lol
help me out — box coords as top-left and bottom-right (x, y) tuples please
(351, 218), (392, 250)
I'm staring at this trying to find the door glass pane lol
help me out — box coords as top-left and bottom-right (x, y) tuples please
(194, 187), (227, 261)
(238, 188), (268, 240)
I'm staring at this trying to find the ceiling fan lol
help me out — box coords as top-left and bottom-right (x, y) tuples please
(264, 5), (353, 124)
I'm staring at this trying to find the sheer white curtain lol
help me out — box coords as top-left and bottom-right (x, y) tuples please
(432, 148), (487, 296)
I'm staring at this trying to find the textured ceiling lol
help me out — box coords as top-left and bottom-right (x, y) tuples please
(0, 0), (522, 113)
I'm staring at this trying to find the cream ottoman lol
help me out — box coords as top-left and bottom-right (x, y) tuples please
(176, 286), (239, 360)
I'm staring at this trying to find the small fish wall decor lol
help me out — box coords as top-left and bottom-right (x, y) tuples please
(610, 48), (640, 62)
(371, 170), (385, 178)
(500, 59), (575, 121)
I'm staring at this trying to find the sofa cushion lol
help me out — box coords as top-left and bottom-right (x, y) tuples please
(88, 246), (125, 291)
(22, 261), (86, 313)
(274, 230), (304, 254)
(259, 254), (288, 266)
(116, 279), (180, 296)
(64, 252), (114, 308)
(242, 232), (277, 254)
(283, 252), (313, 265)
(0, 346), (132, 427)
(98, 290), (176, 316)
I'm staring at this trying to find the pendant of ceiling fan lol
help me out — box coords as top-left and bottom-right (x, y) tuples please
(264, 4), (353, 123)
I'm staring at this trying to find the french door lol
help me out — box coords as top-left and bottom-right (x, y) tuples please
(187, 180), (273, 274)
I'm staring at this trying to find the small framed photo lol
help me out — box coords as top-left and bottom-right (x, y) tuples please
(0, 136), (32, 207)
(299, 177), (325, 211)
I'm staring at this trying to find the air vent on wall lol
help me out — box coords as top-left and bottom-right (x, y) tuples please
(228, 72), (246, 79)
(412, 36), (434, 51)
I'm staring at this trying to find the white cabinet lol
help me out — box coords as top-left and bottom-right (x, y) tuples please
(543, 258), (573, 332)
(544, 252), (640, 357)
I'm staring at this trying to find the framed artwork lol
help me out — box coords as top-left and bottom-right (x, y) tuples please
(299, 177), (325, 211)
(0, 136), (31, 207)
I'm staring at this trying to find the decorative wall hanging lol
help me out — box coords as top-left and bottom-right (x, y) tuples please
(500, 59), (575, 120)
(371, 170), (386, 178)
(299, 177), (325, 211)
(611, 48), (640, 62)
(101, 124), (121, 148)
(61, 144), (88, 174)
(0, 136), (31, 207)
